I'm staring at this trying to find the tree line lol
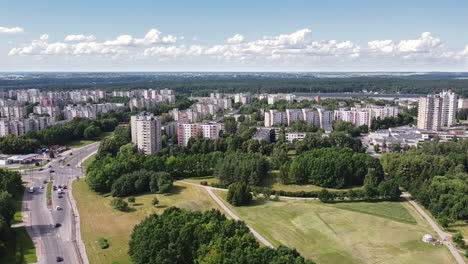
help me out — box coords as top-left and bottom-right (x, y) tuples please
(128, 207), (314, 264)
(381, 139), (468, 221)
(0, 169), (23, 260)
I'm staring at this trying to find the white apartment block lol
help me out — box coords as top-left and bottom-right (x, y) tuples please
(285, 132), (309, 143)
(0, 117), (51, 137)
(130, 98), (162, 110)
(142, 89), (175, 103)
(170, 108), (203, 122)
(33, 106), (60, 119)
(417, 91), (457, 131)
(64, 103), (124, 120)
(234, 93), (252, 104)
(0, 106), (26, 119)
(458, 98), (468, 109)
(177, 122), (223, 146)
(131, 113), (162, 155)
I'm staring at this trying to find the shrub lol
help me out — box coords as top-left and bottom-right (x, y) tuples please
(110, 198), (128, 211)
(98, 237), (109, 249)
(227, 183), (252, 206)
(128, 196), (136, 203)
(200, 181), (208, 186)
(151, 197), (159, 207)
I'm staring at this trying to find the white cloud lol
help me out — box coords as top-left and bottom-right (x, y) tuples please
(104, 29), (177, 46)
(227, 34), (245, 44)
(7, 28), (468, 70)
(0, 26), (24, 34)
(65, 34), (96, 42)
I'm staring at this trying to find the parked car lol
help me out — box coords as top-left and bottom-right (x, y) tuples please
(56, 256), (63, 262)
(54, 223), (61, 228)
(55, 206), (62, 210)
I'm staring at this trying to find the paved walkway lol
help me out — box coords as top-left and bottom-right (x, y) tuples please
(179, 181), (275, 248)
(402, 193), (466, 264)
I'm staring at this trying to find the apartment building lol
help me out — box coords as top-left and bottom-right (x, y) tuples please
(177, 122), (223, 146)
(131, 112), (162, 155)
(417, 91), (457, 131)
(234, 93), (252, 105)
(0, 106), (26, 119)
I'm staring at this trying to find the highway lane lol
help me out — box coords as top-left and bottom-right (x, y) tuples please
(22, 142), (99, 264)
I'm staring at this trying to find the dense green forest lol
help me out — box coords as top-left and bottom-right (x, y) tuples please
(2, 74), (468, 96)
(381, 139), (468, 221)
(128, 207), (314, 264)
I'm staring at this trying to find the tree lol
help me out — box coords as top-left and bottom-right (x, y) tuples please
(151, 197), (159, 207)
(453, 233), (464, 248)
(84, 125), (102, 139)
(110, 198), (128, 211)
(318, 189), (335, 203)
(363, 185), (379, 201)
(227, 183), (252, 206)
(364, 168), (380, 187)
(373, 144), (381, 153)
(128, 207), (315, 264)
(378, 180), (401, 200)
(270, 146), (290, 170)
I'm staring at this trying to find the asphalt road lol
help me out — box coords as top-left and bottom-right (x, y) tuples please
(22, 143), (99, 264)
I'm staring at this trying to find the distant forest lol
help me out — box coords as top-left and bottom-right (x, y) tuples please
(1, 74), (467, 97)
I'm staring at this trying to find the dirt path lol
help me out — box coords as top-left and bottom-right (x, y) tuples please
(179, 181), (275, 248)
(402, 193), (466, 264)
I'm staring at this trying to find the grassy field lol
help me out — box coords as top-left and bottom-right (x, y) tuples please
(66, 132), (112, 148)
(80, 153), (96, 169)
(182, 176), (220, 186)
(214, 191), (454, 264)
(73, 180), (222, 264)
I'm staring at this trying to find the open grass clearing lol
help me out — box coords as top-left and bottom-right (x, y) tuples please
(73, 180), (222, 264)
(182, 176), (220, 186)
(214, 191), (455, 264)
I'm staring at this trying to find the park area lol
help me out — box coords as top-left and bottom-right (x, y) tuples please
(214, 191), (455, 264)
(72, 181), (222, 264)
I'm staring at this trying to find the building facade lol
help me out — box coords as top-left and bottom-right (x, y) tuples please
(131, 112), (162, 155)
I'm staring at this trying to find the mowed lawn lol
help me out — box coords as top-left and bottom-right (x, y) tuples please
(214, 191), (454, 264)
(66, 132), (113, 148)
(73, 181), (222, 264)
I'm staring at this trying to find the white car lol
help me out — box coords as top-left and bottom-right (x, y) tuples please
(28, 187), (34, 193)
(55, 206), (62, 210)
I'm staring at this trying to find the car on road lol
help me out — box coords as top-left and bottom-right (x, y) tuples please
(56, 206), (62, 210)
(54, 223), (61, 228)
(40, 186), (44, 189)
(38, 168), (43, 171)
(58, 185), (62, 188)
(58, 195), (63, 198)
(48, 165), (52, 168)
(53, 186), (57, 191)
(49, 170), (55, 173)
(56, 256), (63, 262)
(70, 153), (73, 156)
(43, 180), (47, 184)
(63, 185), (67, 189)
(28, 187), (34, 193)
(66, 163), (71, 166)
(58, 189), (63, 194)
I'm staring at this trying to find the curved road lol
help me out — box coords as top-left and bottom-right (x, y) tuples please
(21, 143), (98, 264)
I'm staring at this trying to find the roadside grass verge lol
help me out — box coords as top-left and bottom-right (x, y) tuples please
(213, 191), (453, 264)
(65, 132), (112, 148)
(13, 185), (25, 224)
(80, 153), (96, 169)
(46, 181), (52, 206)
(73, 181), (222, 264)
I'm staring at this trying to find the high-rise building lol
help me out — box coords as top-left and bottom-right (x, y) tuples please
(417, 91), (457, 131)
(131, 112), (162, 155)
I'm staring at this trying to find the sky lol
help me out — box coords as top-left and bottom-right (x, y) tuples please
(1, 0), (468, 71)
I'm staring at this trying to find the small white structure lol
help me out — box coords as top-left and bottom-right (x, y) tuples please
(422, 234), (435, 243)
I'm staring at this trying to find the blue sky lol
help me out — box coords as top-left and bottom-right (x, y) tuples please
(1, 0), (468, 71)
